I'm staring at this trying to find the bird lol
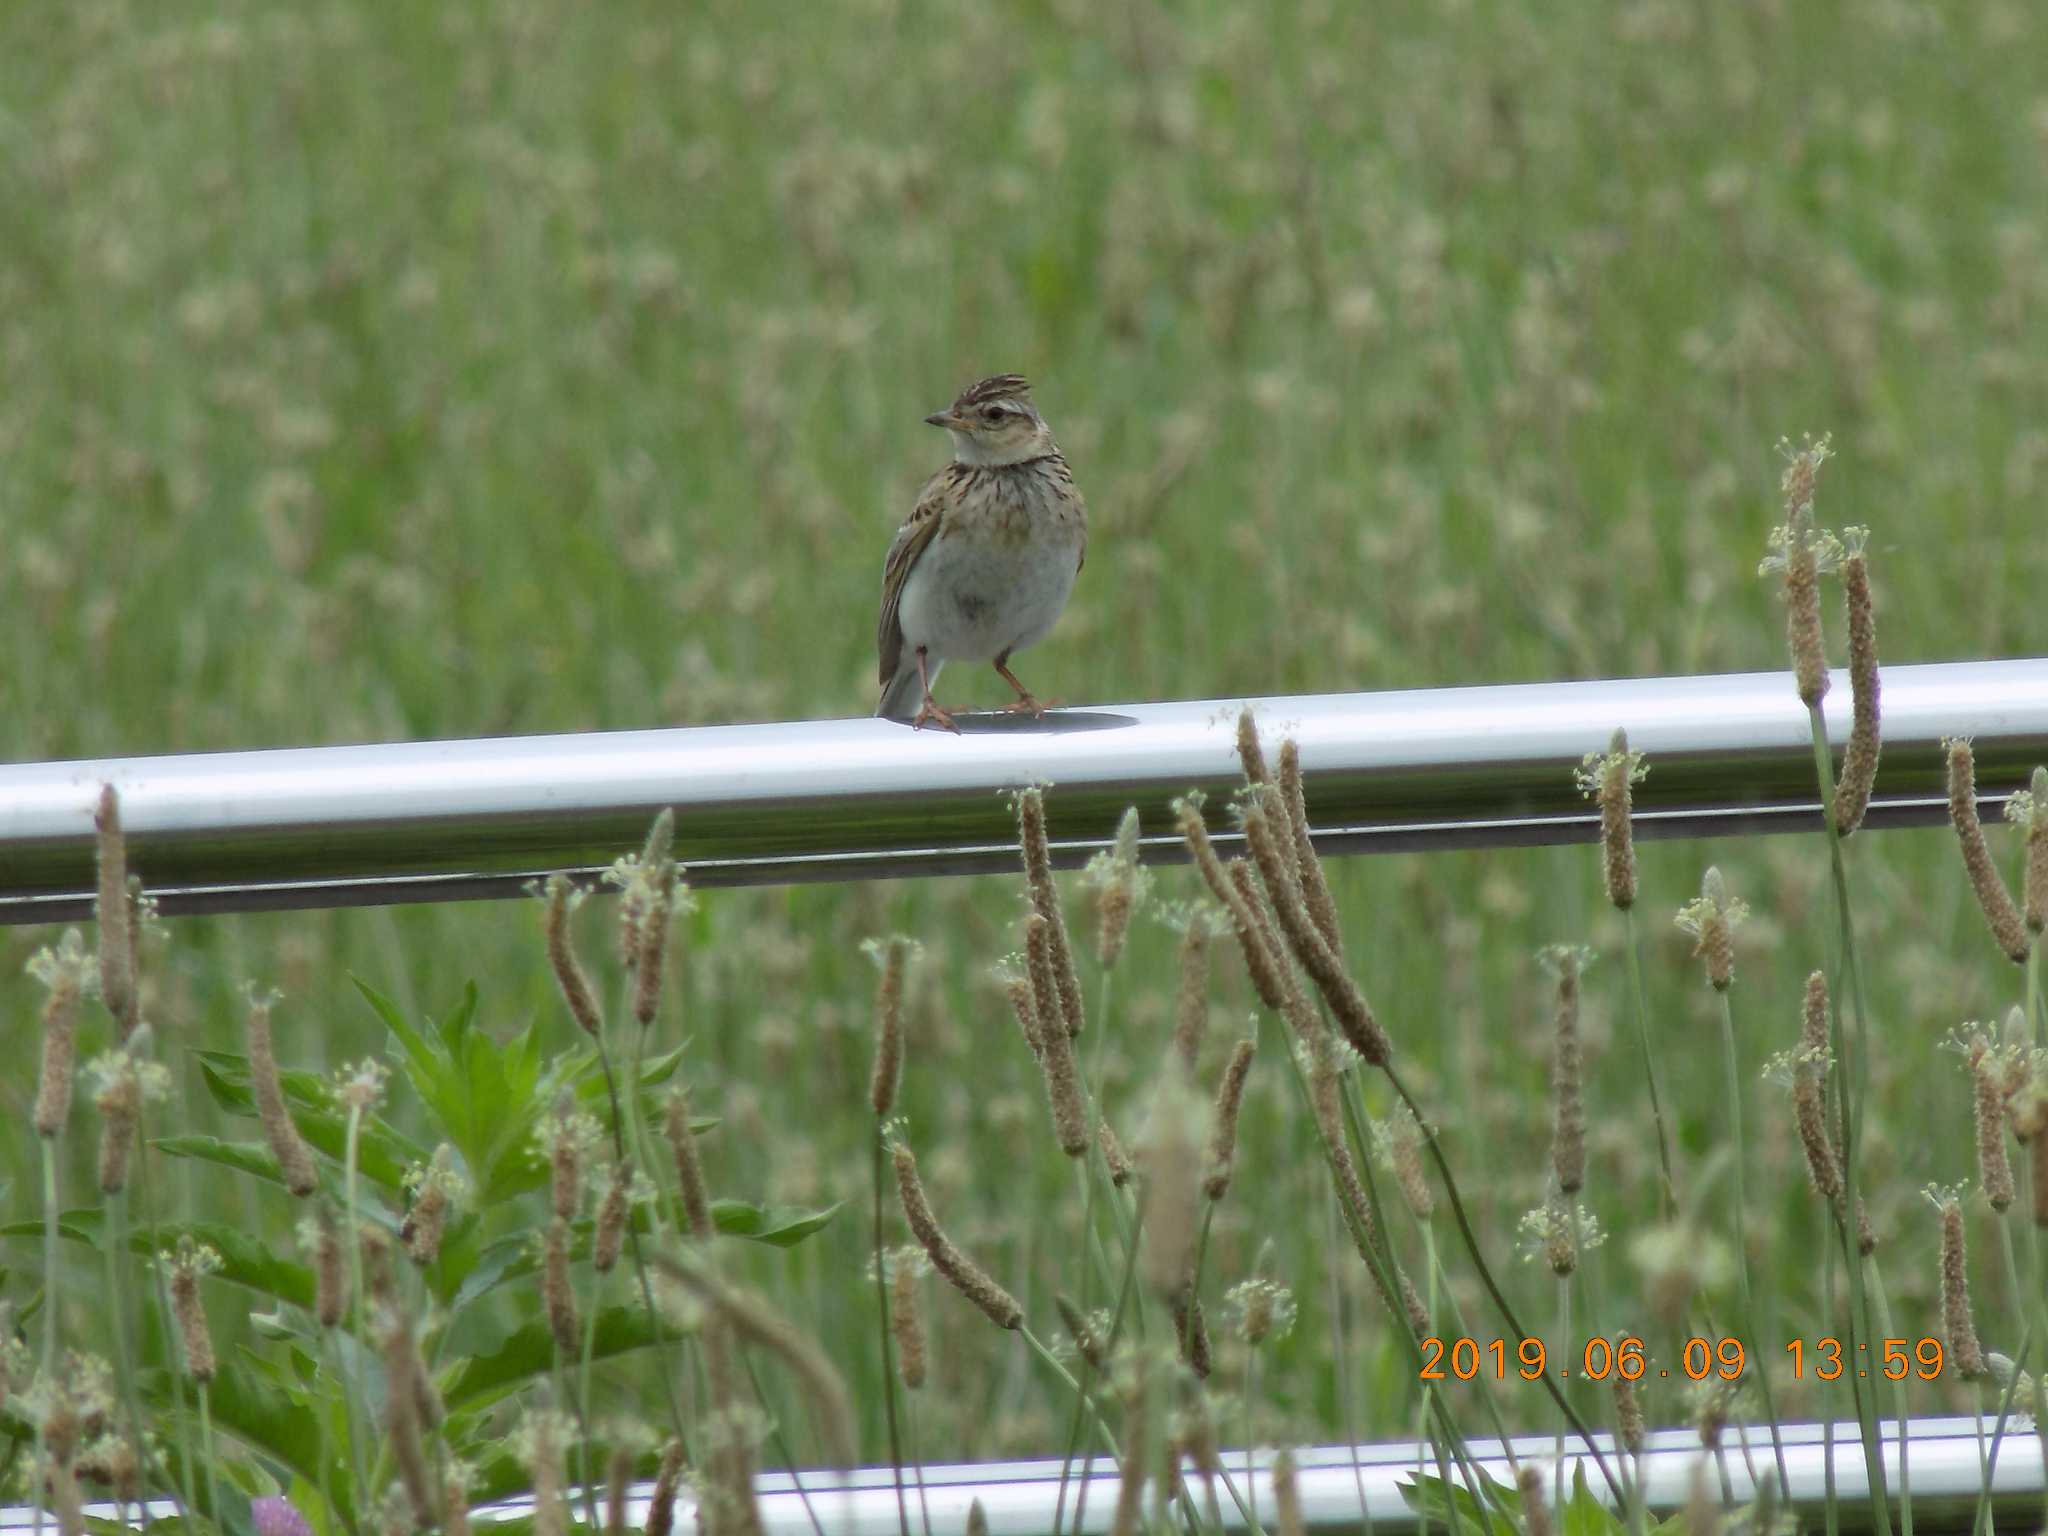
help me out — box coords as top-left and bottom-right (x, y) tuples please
(875, 375), (1088, 731)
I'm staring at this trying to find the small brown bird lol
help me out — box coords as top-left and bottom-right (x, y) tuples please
(875, 375), (1088, 731)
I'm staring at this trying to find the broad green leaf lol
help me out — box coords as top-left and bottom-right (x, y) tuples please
(195, 1051), (424, 1191)
(0, 1212), (317, 1308)
(708, 1198), (841, 1248)
(147, 1354), (346, 1526)
(439, 1305), (678, 1411)
(152, 1135), (301, 1191)
(1560, 1460), (1626, 1536)
(1399, 1472), (1519, 1536)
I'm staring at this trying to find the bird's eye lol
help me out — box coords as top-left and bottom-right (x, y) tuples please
(981, 407), (1003, 423)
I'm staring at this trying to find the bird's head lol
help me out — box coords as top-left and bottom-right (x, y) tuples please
(925, 375), (1056, 466)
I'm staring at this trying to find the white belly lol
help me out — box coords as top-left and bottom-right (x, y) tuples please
(897, 520), (1081, 663)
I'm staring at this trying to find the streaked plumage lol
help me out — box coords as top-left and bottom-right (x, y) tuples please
(875, 377), (1088, 730)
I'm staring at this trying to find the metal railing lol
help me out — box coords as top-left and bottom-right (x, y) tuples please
(5, 657), (2047, 924)
(5, 662), (2045, 1528)
(20, 1418), (2036, 1532)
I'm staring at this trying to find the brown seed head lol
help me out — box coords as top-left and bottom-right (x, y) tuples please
(2035, 1114), (2048, 1230)
(1380, 1104), (1435, 1219)
(1966, 1036), (2016, 1212)
(1576, 730), (1644, 910)
(248, 992), (318, 1196)
(1935, 1192), (1987, 1377)
(542, 1217), (578, 1352)
(94, 1054), (140, 1194)
(1834, 535), (1882, 835)
(865, 935), (913, 1119)
(965, 1501), (989, 1536)
(1241, 791), (1389, 1064)
(644, 1441), (686, 1536)
(307, 1204), (346, 1327)
(1024, 916), (1089, 1155)
(402, 1145), (459, 1266)
(542, 875), (605, 1036)
(1517, 1463), (1552, 1536)
(1170, 909), (1216, 1070)
(1204, 1038), (1257, 1201)
(892, 1140), (1023, 1330)
(1540, 945), (1587, 1195)
(169, 1238), (219, 1382)
(1792, 971), (1842, 1201)
(1016, 786), (1085, 1036)
(1277, 741), (1346, 952)
(631, 870), (674, 1029)
(1235, 707), (1270, 787)
(1137, 1065), (1208, 1300)
(889, 1249), (927, 1390)
(1612, 1349), (1645, 1455)
(1081, 807), (1150, 970)
(1676, 868), (1745, 993)
(1947, 739), (2032, 964)
(1172, 1287), (1211, 1378)
(664, 1085), (715, 1240)
(1099, 1119), (1134, 1186)
(2006, 765), (2048, 935)
(593, 1159), (634, 1274)
(1056, 1294), (1107, 1371)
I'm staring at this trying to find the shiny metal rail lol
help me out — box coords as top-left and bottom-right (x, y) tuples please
(18, 1418), (2035, 1532)
(388, 1417), (2048, 1533)
(3, 659), (2046, 925)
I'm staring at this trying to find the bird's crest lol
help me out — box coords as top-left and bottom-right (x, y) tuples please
(954, 374), (1033, 409)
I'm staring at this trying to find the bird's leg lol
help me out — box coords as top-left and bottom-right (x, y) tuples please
(911, 647), (959, 733)
(994, 652), (1051, 716)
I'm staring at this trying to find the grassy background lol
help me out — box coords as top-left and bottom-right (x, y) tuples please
(4, 0), (2048, 1472)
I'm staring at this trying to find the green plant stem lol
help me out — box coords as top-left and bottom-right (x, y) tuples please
(100, 1188), (153, 1520)
(35, 1137), (58, 1536)
(1374, 1063), (1623, 1504)
(904, 1390), (933, 1536)
(1807, 704), (1892, 1536)
(593, 1024), (691, 1451)
(1868, 1270), (1912, 1536)
(197, 1380), (223, 1531)
(130, 1107), (198, 1526)
(2029, 941), (2043, 1051)
(872, 1128), (912, 1536)
(341, 1104), (374, 1508)
(1621, 907), (1678, 1216)
(1716, 988), (1791, 1499)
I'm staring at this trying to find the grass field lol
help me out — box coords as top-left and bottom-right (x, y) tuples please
(4, 0), (2048, 1525)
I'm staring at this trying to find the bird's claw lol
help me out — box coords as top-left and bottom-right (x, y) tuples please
(913, 699), (961, 734)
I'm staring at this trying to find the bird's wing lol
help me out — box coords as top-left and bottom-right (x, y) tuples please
(876, 468), (952, 686)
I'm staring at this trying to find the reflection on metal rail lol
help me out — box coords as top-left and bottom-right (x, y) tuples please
(26, 1418), (2018, 1533)
(3, 659), (2046, 924)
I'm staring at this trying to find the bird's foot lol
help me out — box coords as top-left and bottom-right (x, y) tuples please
(1001, 694), (1054, 717)
(912, 698), (961, 734)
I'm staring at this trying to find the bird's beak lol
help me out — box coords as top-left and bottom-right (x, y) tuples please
(924, 410), (960, 430)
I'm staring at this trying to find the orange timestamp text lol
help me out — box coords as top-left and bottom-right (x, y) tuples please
(1418, 1335), (1949, 1383)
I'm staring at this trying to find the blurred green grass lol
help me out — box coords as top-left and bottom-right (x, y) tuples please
(4, 0), (2047, 1466)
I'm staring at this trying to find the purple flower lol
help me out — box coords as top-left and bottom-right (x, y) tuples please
(251, 1496), (314, 1536)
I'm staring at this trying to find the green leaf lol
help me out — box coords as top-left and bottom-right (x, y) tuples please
(0, 1212), (317, 1308)
(152, 1135), (299, 1190)
(1399, 1472), (1519, 1536)
(439, 1305), (678, 1411)
(1560, 1461), (1627, 1536)
(195, 1051), (424, 1191)
(148, 1354), (347, 1526)
(708, 1198), (840, 1248)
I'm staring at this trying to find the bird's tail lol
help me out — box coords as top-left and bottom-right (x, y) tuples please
(876, 658), (940, 720)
